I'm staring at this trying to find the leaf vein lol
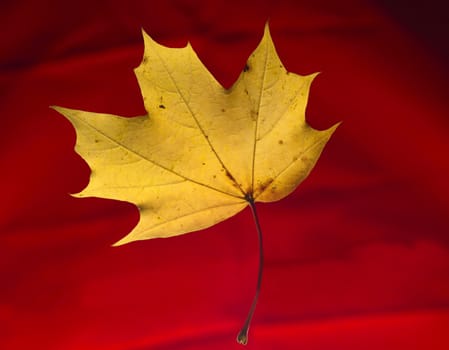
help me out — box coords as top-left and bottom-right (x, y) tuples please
(152, 48), (246, 196)
(254, 135), (326, 200)
(137, 201), (247, 233)
(73, 115), (241, 200)
(250, 41), (269, 193)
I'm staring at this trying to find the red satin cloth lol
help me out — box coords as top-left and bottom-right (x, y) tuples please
(1, 1), (448, 349)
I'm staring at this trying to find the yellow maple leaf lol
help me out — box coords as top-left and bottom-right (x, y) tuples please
(54, 23), (338, 345)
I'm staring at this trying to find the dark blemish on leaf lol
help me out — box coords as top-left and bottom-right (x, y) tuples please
(243, 64), (250, 72)
(255, 178), (274, 195)
(292, 155), (298, 162)
(159, 104), (165, 109)
(221, 108), (226, 113)
(94, 139), (99, 143)
(213, 175), (217, 179)
(143, 56), (148, 64)
(278, 140), (284, 145)
(250, 110), (257, 121)
(225, 170), (234, 180)
(244, 89), (249, 95)
(202, 162), (206, 166)
(137, 203), (153, 212)
(224, 169), (237, 183)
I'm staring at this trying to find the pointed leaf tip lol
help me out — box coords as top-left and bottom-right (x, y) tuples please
(264, 21), (271, 36)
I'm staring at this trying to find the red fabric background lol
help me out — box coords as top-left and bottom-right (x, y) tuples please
(1, 0), (449, 349)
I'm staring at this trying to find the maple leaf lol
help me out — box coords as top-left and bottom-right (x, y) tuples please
(54, 23), (338, 345)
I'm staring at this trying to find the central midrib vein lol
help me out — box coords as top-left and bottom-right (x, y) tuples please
(250, 40), (269, 194)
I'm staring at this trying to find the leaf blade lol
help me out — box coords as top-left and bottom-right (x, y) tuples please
(55, 24), (338, 245)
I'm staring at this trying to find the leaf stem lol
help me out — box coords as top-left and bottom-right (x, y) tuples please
(236, 195), (264, 345)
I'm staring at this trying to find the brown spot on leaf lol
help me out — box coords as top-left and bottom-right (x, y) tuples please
(223, 169), (237, 184)
(255, 178), (274, 195)
(278, 140), (284, 145)
(250, 110), (257, 121)
(159, 104), (165, 109)
(243, 63), (250, 72)
(221, 108), (226, 112)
